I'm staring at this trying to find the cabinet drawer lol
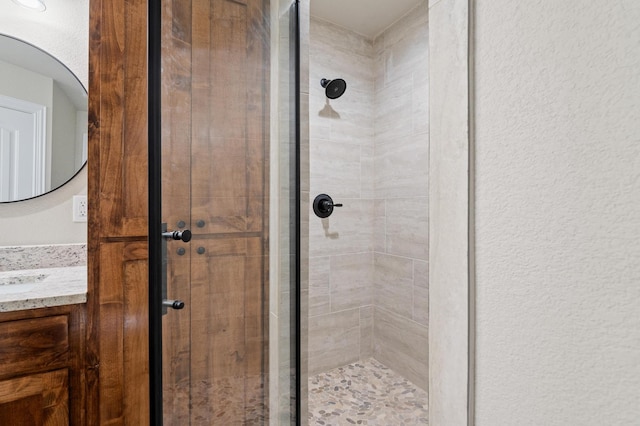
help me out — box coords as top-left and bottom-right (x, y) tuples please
(0, 316), (69, 379)
(0, 369), (69, 425)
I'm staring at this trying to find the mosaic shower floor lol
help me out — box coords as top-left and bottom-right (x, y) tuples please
(308, 358), (428, 425)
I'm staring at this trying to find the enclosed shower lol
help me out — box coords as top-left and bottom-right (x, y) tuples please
(306, 0), (429, 423)
(150, 0), (428, 423)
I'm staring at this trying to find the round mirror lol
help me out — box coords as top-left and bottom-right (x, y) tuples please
(0, 34), (87, 202)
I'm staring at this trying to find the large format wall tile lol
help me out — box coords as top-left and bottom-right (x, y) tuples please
(373, 199), (386, 252)
(371, 0), (430, 390)
(385, 197), (429, 260)
(414, 259), (429, 325)
(373, 307), (429, 390)
(413, 72), (430, 134)
(329, 92), (374, 145)
(310, 140), (362, 198)
(331, 252), (374, 312)
(309, 256), (330, 317)
(374, 253), (414, 318)
(308, 308), (361, 375)
(309, 199), (374, 257)
(374, 77), (414, 143)
(374, 137), (429, 199)
(360, 306), (374, 359)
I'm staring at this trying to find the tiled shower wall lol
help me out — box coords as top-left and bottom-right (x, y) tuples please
(308, 17), (376, 375)
(372, 1), (429, 390)
(308, 1), (429, 389)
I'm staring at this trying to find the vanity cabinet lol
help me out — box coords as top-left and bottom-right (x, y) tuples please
(0, 304), (86, 425)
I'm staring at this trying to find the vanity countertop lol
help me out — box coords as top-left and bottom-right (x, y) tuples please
(0, 266), (87, 312)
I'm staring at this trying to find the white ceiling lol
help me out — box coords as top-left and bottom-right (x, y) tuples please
(310, 0), (423, 39)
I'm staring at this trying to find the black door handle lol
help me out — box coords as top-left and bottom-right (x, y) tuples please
(163, 299), (185, 310)
(161, 223), (189, 315)
(162, 229), (192, 242)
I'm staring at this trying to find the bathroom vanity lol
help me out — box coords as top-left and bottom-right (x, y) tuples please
(0, 245), (87, 425)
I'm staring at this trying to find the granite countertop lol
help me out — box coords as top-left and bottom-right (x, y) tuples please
(0, 265), (87, 312)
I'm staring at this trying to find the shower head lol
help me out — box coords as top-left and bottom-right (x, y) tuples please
(321, 78), (347, 99)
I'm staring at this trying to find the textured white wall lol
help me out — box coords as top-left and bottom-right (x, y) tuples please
(0, 1), (88, 245)
(475, 1), (640, 424)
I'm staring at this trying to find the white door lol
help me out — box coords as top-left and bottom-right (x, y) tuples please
(0, 96), (46, 202)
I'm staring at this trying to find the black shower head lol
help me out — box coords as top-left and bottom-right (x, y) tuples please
(321, 78), (347, 99)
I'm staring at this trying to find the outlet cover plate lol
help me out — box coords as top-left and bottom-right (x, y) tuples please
(73, 195), (88, 222)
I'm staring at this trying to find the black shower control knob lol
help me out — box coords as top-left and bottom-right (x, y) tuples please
(320, 200), (342, 210)
(313, 194), (342, 218)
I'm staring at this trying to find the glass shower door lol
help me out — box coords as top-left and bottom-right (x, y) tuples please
(149, 0), (299, 424)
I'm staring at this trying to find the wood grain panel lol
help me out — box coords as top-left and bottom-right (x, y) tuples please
(161, 0), (192, 232)
(68, 305), (87, 426)
(162, 245), (191, 425)
(189, 242), (267, 423)
(0, 394), (44, 425)
(86, 0), (103, 417)
(181, 0), (270, 423)
(190, 0), (269, 236)
(0, 316), (69, 380)
(91, 0), (149, 238)
(0, 305), (86, 426)
(0, 369), (69, 426)
(160, 2), (193, 422)
(98, 241), (149, 425)
(88, 0), (151, 422)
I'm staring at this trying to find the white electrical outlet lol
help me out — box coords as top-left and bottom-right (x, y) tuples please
(73, 195), (88, 222)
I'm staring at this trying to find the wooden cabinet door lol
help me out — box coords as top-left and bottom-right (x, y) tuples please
(0, 370), (69, 425)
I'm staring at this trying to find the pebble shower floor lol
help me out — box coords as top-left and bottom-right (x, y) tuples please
(308, 358), (428, 425)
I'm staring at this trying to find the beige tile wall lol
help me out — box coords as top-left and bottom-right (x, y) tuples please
(372, 0), (429, 391)
(308, 17), (376, 376)
(308, 2), (429, 388)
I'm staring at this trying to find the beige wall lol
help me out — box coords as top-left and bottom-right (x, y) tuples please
(0, 59), (53, 106)
(372, 0), (429, 390)
(474, 1), (640, 424)
(51, 82), (80, 189)
(0, 1), (88, 246)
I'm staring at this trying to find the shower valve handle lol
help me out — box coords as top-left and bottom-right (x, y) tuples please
(313, 194), (342, 218)
(321, 200), (342, 209)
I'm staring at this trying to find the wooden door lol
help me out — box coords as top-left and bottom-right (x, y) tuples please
(159, 0), (270, 423)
